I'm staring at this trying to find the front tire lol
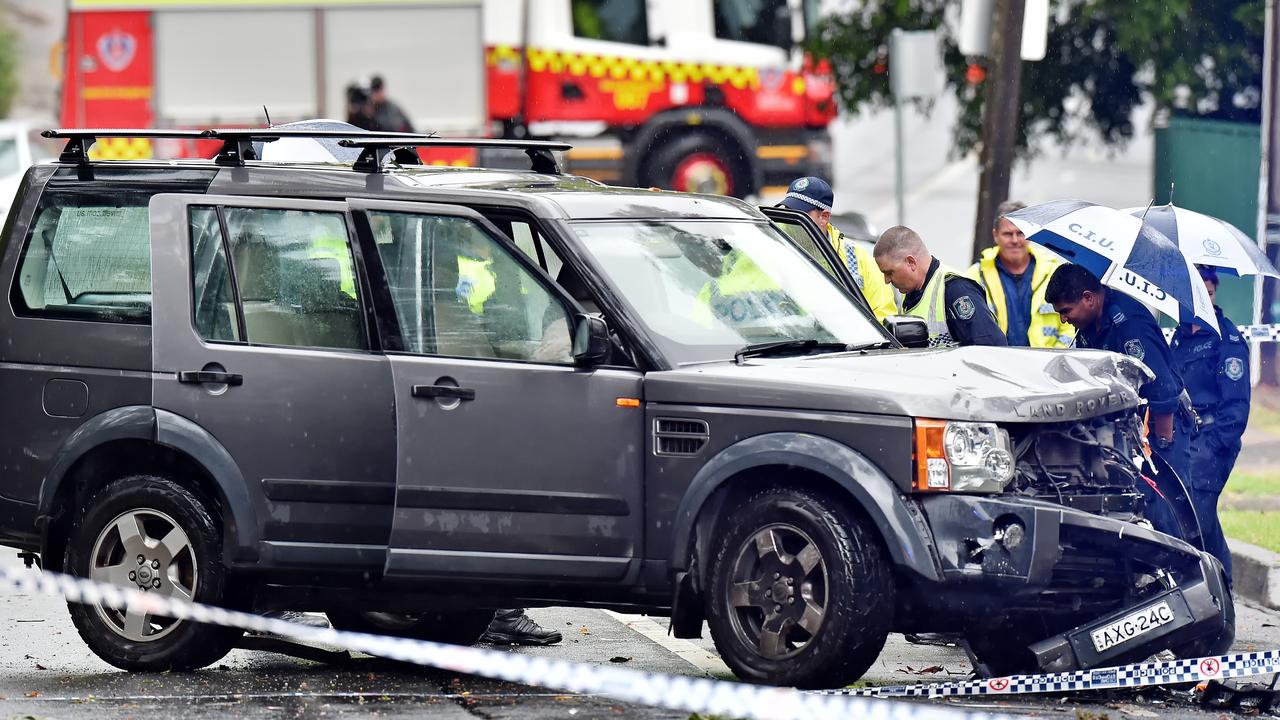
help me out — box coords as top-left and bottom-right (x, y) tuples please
(327, 609), (496, 646)
(642, 132), (747, 197)
(64, 475), (240, 671)
(705, 486), (893, 688)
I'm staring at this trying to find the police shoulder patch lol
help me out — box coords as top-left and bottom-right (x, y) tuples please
(1224, 356), (1245, 381)
(1123, 338), (1145, 360)
(952, 296), (975, 320)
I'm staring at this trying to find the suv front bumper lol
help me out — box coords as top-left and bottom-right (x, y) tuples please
(916, 494), (1233, 672)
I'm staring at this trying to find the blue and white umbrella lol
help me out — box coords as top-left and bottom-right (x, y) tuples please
(252, 119), (367, 163)
(1006, 199), (1219, 334)
(1121, 204), (1280, 278)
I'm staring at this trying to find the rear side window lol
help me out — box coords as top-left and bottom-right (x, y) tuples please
(12, 192), (152, 323)
(189, 205), (368, 351)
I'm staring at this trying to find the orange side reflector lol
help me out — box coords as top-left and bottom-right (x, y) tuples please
(616, 398), (641, 408)
(913, 419), (949, 491)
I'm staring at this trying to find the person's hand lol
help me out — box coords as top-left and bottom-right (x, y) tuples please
(1150, 412), (1175, 446)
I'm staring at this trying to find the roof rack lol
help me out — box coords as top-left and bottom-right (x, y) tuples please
(336, 138), (572, 175)
(42, 129), (212, 163)
(42, 129), (574, 174)
(43, 128), (436, 166)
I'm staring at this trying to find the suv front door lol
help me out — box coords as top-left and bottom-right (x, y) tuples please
(350, 199), (645, 583)
(149, 194), (396, 572)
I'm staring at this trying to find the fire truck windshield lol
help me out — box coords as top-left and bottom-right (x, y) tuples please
(569, 219), (885, 365)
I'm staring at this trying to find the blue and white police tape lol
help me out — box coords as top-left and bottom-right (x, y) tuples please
(0, 564), (996, 720)
(1161, 322), (1280, 343)
(818, 651), (1280, 699)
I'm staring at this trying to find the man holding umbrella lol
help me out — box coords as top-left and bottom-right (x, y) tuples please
(1046, 264), (1190, 537)
(1170, 266), (1251, 580)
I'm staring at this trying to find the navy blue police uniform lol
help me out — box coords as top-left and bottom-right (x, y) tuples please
(1074, 292), (1190, 538)
(1170, 306), (1249, 581)
(901, 258), (1009, 347)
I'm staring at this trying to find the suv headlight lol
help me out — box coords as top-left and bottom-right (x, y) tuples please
(913, 419), (1015, 492)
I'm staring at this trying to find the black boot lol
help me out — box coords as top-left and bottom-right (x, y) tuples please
(480, 609), (563, 646)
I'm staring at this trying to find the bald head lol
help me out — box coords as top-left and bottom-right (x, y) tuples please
(874, 225), (933, 294)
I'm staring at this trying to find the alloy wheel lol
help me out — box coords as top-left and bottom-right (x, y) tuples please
(89, 508), (197, 642)
(726, 523), (828, 660)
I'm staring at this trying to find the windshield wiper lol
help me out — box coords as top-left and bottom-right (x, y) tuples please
(734, 340), (850, 364)
(847, 340), (896, 351)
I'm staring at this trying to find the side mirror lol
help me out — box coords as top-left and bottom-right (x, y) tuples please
(882, 315), (929, 349)
(572, 314), (611, 366)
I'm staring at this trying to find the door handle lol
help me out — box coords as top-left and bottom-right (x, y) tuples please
(412, 384), (476, 401)
(178, 370), (243, 386)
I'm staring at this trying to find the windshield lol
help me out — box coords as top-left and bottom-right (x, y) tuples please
(569, 220), (888, 364)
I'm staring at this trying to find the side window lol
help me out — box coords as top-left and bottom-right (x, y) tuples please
(714, 0), (792, 49)
(776, 221), (837, 277)
(12, 192), (152, 323)
(190, 207), (238, 342)
(207, 207), (366, 350)
(571, 0), (648, 45)
(368, 210), (573, 364)
(509, 220), (565, 279)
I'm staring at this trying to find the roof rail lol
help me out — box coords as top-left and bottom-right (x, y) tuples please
(336, 138), (572, 175)
(43, 127), (435, 166)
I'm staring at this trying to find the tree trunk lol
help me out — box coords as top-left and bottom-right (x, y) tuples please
(971, 0), (1026, 261)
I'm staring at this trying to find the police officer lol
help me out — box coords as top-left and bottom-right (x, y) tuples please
(872, 225), (1007, 347)
(1046, 264), (1189, 537)
(1170, 266), (1249, 580)
(778, 177), (897, 320)
(966, 200), (1074, 348)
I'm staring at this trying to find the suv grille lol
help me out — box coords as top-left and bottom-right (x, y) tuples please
(654, 418), (710, 457)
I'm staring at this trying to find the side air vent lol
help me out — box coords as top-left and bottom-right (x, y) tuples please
(654, 418), (710, 457)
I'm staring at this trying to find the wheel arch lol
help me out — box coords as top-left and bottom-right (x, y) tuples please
(37, 406), (259, 571)
(627, 107), (762, 196)
(671, 433), (942, 584)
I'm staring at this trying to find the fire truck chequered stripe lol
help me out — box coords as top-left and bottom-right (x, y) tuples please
(487, 45), (773, 92)
(88, 137), (153, 161)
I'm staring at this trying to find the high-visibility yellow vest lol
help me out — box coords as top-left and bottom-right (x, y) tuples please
(457, 255), (496, 314)
(901, 262), (961, 348)
(695, 251), (800, 325)
(826, 224), (897, 321)
(306, 232), (357, 299)
(965, 245), (1074, 348)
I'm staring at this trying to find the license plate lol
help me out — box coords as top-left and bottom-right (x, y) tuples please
(1090, 601), (1175, 653)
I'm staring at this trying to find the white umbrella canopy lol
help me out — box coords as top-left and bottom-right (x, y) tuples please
(1006, 199), (1219, 334)
(252, 119), (367, 163)
(1122, 204), (1280, 278)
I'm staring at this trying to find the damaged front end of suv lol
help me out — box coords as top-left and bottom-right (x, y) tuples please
(898, 351), (1234, 677)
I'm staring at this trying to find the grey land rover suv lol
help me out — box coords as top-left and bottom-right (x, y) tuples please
(0, 128), (1231, 689)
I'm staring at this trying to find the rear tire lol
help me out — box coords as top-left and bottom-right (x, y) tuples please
(327, 609), (496, 646)
(705, 486), (893, 689)
(64, 475), (240, 671)
(642, 132), (748, 197)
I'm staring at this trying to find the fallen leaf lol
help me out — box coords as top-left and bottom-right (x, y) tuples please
(26, 691), (39, 698)
(579, 626), (590, 635)
(609, 656), (632, 663)
(35, 663), (46, 670)
(918, 665), (945, 674)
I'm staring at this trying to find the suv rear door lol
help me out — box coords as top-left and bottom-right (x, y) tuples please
(348, 199), (645, 583)
(149, 194), (396, 571)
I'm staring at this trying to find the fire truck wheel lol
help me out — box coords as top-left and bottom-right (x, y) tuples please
(644, 132), (747, 197)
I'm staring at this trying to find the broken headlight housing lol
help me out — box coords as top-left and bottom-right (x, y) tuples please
(914, 419), (1015, 493)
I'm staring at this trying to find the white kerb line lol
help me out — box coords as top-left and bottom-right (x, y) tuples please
(602, 610), (734, 679)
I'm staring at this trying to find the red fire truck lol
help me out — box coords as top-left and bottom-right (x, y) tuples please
(60, 0), (835, 197)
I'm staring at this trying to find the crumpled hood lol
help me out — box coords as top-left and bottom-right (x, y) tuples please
(647, 347), (1152, 422)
